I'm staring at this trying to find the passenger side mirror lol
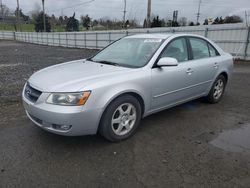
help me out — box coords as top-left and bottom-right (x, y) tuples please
(157, 57), (178, 67)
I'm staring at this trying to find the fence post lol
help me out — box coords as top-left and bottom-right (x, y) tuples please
(52, 32), (54, 46)
(204, 28), (208, 37)
(84, 33), (87, 48)
(244, 27), (250, 60)
(96, 33), (98, 48)
(66, 33), (68, 47)
(74, 33), (77, 48)
(108, 32), (111, 44)
(59, 33), (61, 46)
(13, 32), (16, 41)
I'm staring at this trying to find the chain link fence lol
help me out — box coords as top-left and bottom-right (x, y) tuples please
(1, 23), (250, 60)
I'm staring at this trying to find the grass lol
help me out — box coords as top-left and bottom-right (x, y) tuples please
(0, 22), (124, 32)
(0, 22), (34, 31)
(0, 23), (65, 32)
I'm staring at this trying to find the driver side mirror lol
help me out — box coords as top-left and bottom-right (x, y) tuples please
(157, 57), (178, 67)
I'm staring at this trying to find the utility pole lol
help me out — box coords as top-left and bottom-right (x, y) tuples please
(16, 0), (20, 31)
(196, 0), (201, 24)
(245, 10), (249, 27)
(0, 0), (4, 23)
(123, 0), (127, 29)
(147, 0), (151, 28)
(42, 0), (46, 32)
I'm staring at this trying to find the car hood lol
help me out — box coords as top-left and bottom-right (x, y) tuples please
(28, 59), (132, 92)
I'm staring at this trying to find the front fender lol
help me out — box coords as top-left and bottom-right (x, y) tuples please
(83, 76), (152, 120)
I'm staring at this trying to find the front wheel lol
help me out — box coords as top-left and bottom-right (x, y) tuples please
(206, 75), (226, 103)
(99, 95), (142, 142)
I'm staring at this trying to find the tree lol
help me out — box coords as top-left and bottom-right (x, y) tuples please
(219, 16), (224, 24)
(125, 20), (130, 28)
(166, 20), (172, 27)
(34, 12), (51, 32)
(81, 14), (91, 30)
(224, 15), (243, 24)
(129, 19), (139, 28)
(50, 14), (57, 32)
(58, 16), (64, 25)
(0, 4), (11, 20)
(178, 17), (187, 26)
(151, 16), (162, 27)
(203, 19), (208, 25)
(189, 21), (194, 26)
(172, 21), (179, 27)
(15, 8), (30, 22)
(213, 17), (220, 24)
(92, 19), (99, 27)
(64, 16), (69, 25)
(143, 19), (147, 28)
(66, 13), (79, 31)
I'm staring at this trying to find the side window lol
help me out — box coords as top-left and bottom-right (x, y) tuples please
(160, 38), (188, 62)
(189, 38), (210, 60)
(208, 43), (219, 57)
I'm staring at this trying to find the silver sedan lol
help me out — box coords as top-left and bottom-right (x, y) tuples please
(22, 34), (233, 142)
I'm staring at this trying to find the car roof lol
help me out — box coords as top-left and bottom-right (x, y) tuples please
(125, 33), (173, 39)
(124, 33), (204, 40)
(124, 33), (225, 55)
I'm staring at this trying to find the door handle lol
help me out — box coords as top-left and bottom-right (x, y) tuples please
(213, 62), (219, 69)
(186, 68), (194, 75)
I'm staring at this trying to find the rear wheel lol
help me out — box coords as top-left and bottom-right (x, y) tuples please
(99, 95), (142, 142)
(206, 75), (226, 103)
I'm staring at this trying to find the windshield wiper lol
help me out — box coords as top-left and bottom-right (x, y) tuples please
(95, 60), (120, 67)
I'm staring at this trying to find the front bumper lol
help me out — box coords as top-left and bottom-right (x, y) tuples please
(22, 89), (102, 136)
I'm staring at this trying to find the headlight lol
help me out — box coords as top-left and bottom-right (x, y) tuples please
(46, 91), (91, 106)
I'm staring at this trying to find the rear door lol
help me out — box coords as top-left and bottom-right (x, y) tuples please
(186, 37), (221, 95)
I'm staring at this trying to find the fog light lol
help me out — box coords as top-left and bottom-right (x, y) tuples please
(52, 124), (72, 131)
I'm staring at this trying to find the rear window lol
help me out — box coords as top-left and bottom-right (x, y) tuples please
(189, 38), (210, 60)
(208, 43), (219, 57)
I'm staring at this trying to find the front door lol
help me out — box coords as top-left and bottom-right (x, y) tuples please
(151, 37), (197, 111)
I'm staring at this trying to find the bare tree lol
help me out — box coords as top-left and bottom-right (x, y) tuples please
(178, 17), (187, 26)
(1, 4), (11, 19)
(80, 15), (91, 30)
(29, 3), (41, 24)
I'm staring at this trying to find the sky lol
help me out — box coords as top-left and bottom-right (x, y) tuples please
(3, 0), (250, 24)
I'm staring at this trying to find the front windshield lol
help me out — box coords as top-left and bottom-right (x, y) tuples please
(91, 38), (163, 68)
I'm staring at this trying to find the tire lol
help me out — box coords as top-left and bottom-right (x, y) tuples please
(99, 94), (142, 142)
(206, 75), (226, 104)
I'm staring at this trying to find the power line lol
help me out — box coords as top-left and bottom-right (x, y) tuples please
(47, 0), (94, 13)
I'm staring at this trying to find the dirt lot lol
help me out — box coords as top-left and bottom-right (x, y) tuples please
(0, 40), (250, 187)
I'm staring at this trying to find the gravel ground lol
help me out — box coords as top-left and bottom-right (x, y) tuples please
(0, 40), (250, 187)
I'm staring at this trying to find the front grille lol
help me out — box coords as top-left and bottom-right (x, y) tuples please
(24, 83), (42, 103)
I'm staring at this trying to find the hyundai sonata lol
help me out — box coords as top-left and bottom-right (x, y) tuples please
(22, 34), (233, 142)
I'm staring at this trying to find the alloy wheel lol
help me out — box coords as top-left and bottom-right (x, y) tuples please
(111, 103), (137, 136)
